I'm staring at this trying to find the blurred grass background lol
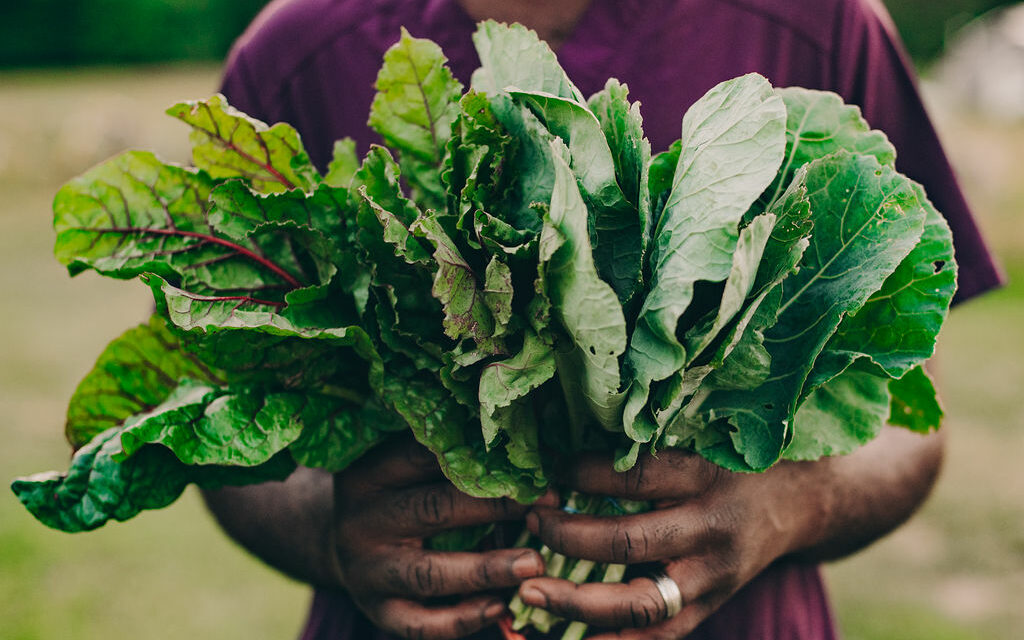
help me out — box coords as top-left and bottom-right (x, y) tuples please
(1, 2), (1023, 639)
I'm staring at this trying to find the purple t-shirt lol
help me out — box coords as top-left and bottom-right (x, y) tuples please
(219, 1), (1003, 638)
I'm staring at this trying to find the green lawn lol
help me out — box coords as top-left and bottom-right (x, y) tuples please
(1, 67), (1020, 639)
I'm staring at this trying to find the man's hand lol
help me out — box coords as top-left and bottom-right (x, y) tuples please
(517, 426), (944, 638)
(333, 437), (554, 639)
(517, 449), (803, 638)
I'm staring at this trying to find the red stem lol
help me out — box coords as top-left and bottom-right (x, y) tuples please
(179, 292), (285, 308)
(104, 226), (301, 289)
(498, 616), (528, 640)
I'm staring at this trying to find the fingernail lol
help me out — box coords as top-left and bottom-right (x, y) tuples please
(525, 511), (539, 534)
(519, 584), (546, 607)
(513, 552), (543, 578)
(484, 601), (506, 620)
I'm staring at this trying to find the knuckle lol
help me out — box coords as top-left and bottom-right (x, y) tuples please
(411, 485), (455, 529)
(622, 462), (649, 496)
(404, 556), (446, 597)
(625, 590), (666, 627)
(611, 521), (650, 564)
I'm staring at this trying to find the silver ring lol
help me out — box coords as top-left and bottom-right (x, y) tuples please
(649, 569), (683, 619)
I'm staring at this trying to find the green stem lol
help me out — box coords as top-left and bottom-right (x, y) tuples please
(558, 563), (627, 640)
(561, 620), (589, 640)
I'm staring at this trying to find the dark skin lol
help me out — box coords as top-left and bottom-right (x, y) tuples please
(205, 425), (944, 639)
(202, 1), (948, 637)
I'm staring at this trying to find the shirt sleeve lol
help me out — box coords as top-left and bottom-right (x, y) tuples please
(832, 0), (1004, 304)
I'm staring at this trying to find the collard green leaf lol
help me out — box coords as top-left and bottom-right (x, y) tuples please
(541, 141), (627, 430)
(482, 95), (557, 232)
(651, 212), (785, 438)
(65, 316), (222, 450)
(783, 364), (890, 461)
(624, 74), (787, 444)
(648, 139), (681, 223)
(693, 152), (928, 470)
(587, 78), (653, 253)
(11, 427), (294, 532)
(760, 88), (896, 212)
(471, 20), (585, 104)
(510, 89), (644, 303)
(812, 190), (957, 385)
(683, 213), (777, 364)
(888, 365), (943, 433)
(167, 94), (318, 194)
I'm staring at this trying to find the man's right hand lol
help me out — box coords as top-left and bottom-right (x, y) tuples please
(333, 436), (551, 639)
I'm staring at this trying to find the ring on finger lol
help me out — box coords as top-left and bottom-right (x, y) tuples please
(649, 569), (683, 619)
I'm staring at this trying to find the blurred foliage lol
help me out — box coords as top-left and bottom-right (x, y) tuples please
(881, 0), (1022, 66)
(0, 0), (269, 67)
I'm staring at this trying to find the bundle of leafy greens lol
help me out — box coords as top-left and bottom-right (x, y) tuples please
(13, 21), (956, 639)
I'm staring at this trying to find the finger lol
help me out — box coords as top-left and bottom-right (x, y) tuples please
(518, 565), (714, 631)
(357, 481), (533, 538)
(585, 599), (716, 640)
(527, 507), (710, 564)
(352, 547), (546, 599)
(517, 576), (668, 628)
(369, 595), (507, 640)
(562, 450), (721, 501)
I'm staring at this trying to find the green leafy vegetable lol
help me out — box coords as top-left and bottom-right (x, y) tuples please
(15, 21), (960, 639)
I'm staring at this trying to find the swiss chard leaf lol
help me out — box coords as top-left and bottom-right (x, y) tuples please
(11, 426), (294, 532)
(324, 138), (360, 188)
(411, 212), (501, 350)
(167, 94), (318, 194)
(380, 360), (546, 503)
(116, 381), (305, 467)
(369, 28), (463, 211)
(65, 315), (222, 450)
(289, 399), (406, 472)
(148, 275), (381, 391)
(53, 151), (328, 298)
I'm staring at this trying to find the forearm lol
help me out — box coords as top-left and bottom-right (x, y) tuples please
(201, 466), (342, 588)
(780, 425), (945, 563)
